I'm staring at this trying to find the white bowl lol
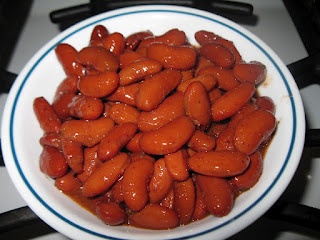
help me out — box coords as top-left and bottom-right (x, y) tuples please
(1, 5), (305, 240)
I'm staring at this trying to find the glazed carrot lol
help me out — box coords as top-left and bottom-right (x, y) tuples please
(136, 69), (182, 111)
(119, 58), (162, 85)
(184, 81), (211, 130)
(40, 146), (68, 178)
(76, 46), (119, 72)
(82, 152), (130, 197)
(33, 97), (61, 133)
(98, 122), (138, 161)
(149, 158), (173, 204)
(146, 43), (197, 70)
(137, 91), (185, 132)
(188, 150), (250, 177)
(211, 83), (255, 121)
(234, 109), (277, 155)
(196, 174), (234, 217)
(139, 116), (195, 155)
(122, 157), (154, 211)
(78, 70), (119, 98)
(129, 204), (179, 230)
(174, 178), (196, 225)
(60, 117), (115, 147)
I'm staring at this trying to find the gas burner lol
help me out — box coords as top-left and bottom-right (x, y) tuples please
(49, 0), (254, 30)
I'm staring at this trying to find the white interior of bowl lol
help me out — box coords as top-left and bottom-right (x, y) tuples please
(1, 5), (305, 240)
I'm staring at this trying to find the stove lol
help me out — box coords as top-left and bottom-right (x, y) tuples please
(1, 0), (320, 239)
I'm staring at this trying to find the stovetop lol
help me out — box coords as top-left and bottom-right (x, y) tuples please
(1, 0), (320, 239)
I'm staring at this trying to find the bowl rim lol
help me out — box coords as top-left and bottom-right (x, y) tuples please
(1, 4), (306, 240)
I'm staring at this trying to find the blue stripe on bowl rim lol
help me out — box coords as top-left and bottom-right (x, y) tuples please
(9, 8), (297, 240)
